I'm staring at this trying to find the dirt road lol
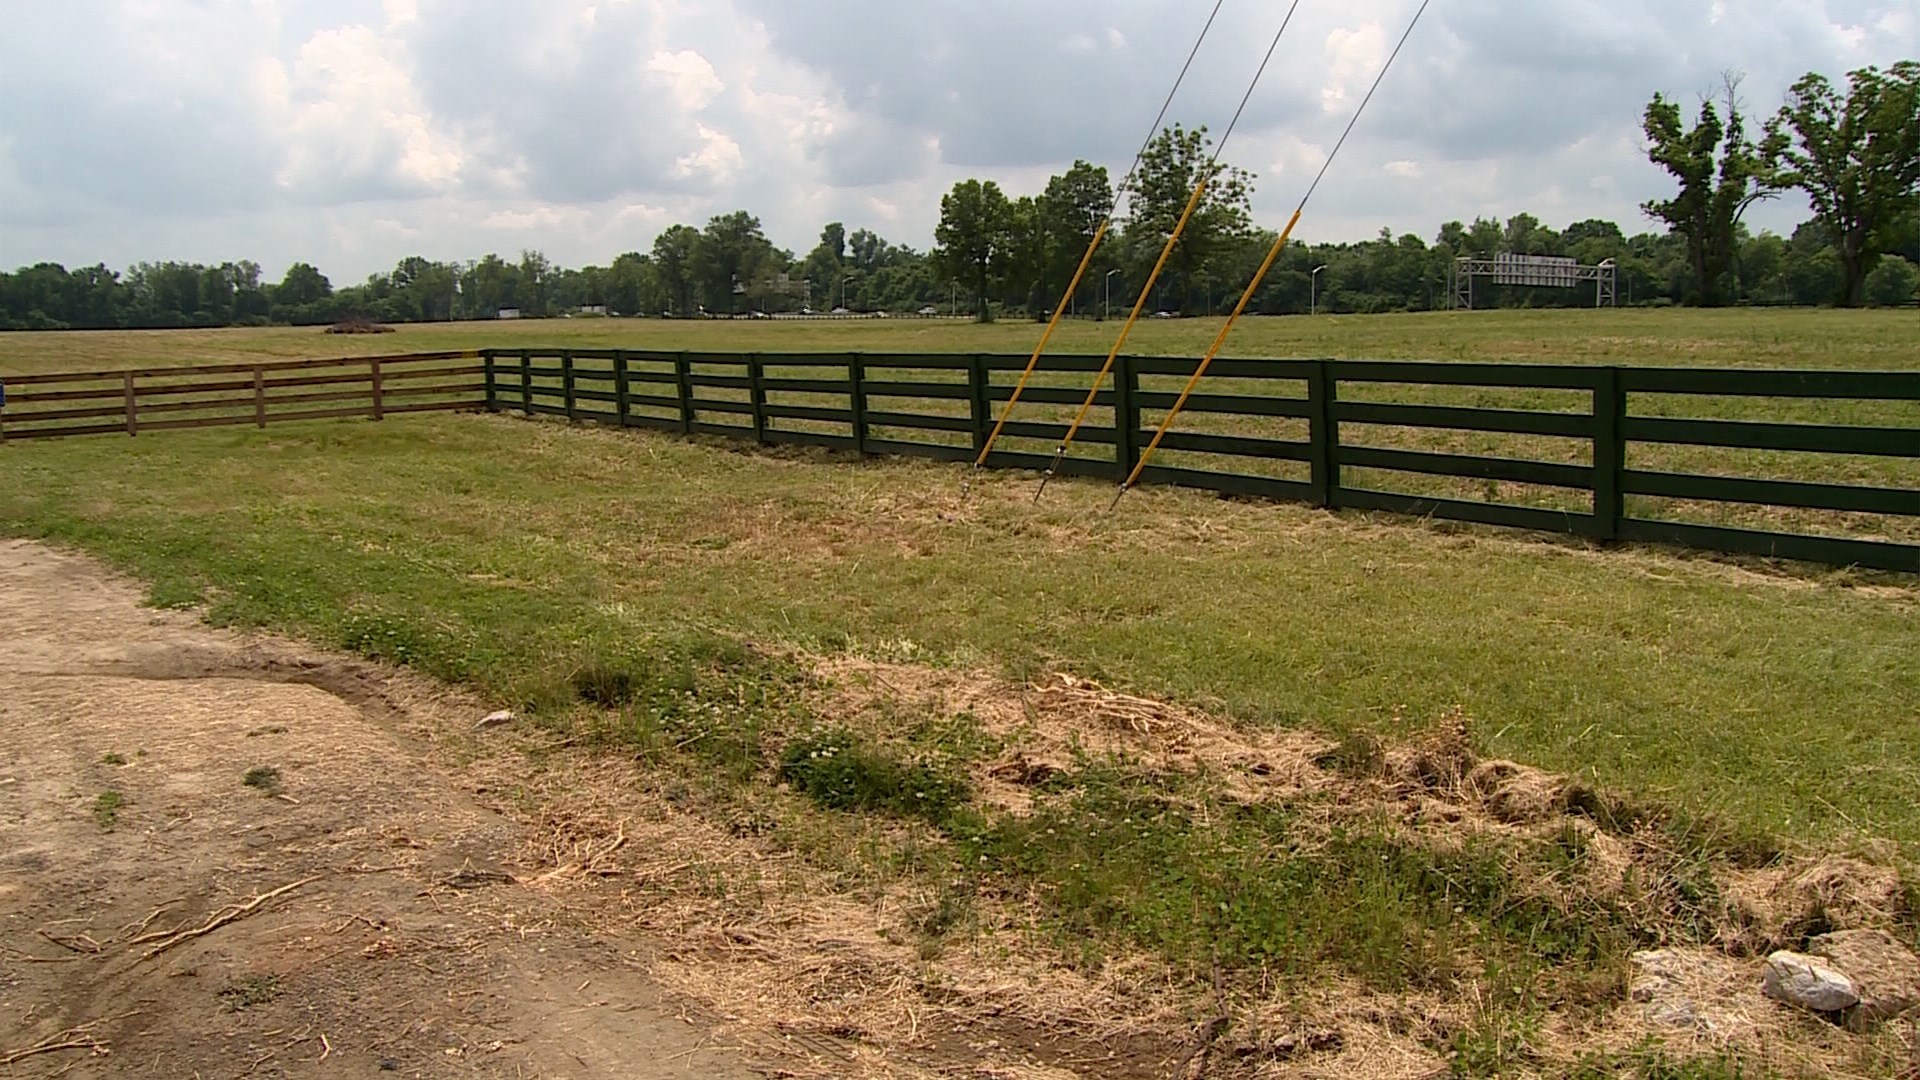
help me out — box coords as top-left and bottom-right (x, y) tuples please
(0, 540), (759, 1079)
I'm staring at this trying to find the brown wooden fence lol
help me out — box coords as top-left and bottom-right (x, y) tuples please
(0, 352), (487, 441)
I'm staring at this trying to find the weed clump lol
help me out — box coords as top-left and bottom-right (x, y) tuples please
(92, 791), (124, 830)
(243, 766), (282, 794)
(779, 729), (969, 825)
(218, 975), (283, 1010)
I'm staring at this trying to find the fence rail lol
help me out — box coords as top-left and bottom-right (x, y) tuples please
(3, 348), (1914, 572)
(481, 349), (1920, 572)
(0, 352), (486, 441)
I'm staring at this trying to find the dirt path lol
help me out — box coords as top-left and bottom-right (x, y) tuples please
(0, 540), (759, 1079)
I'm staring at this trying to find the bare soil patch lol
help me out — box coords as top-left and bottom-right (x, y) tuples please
(0, 541), (755, 1079)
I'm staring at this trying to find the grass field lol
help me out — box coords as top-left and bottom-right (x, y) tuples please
(3, 306), (1919, 377)
(3, 410), (1915, 852)
(3, 311), (1916, 1076)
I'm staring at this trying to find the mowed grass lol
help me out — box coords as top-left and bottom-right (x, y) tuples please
(3, 412), (1915, 858)
(3, 306), (1919, 377)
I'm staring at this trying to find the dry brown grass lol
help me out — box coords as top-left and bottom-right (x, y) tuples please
(454, 649), (1918, 1078)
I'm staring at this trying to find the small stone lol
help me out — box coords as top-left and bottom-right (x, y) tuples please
(1762, 950), (1859, 1013)
(1630, 950), (1713, 1030)
(473, 709), (515, 730)
(1808, 929), (1920, 1027)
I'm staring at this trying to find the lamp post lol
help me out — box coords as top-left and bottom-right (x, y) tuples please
(1104, 268), (1121, 321)
(1310, 265), (1329, 315)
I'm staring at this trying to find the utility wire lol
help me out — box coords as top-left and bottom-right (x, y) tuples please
(1033, 0), (1305, 503)
(967, 0), (1227, 484)
(1114, 0), (1437, 510)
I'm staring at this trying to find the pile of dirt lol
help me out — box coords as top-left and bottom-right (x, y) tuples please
(324, 315), (395, 334)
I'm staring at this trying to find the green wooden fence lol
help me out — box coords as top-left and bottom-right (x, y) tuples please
(481, 349), (1920, 572)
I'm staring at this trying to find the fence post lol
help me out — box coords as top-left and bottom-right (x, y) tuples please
(613, 349), (630, 426)
(483, 350), (498, 412)
(1591, 367), (1626, 541)
(748, 352), (768, 444)
(1308, 359), (1338, 508)
(123, 371), (137, 436)
(519, 350), (532, 416)
(254, 368), (266, 428)
(370, 358), (385, 420)
(967, 354), (992, 457)
(1113, 354), (1141, 480)
(561, 350), (576, 421)
(848, 353), (869, 455)
(675, 352), (695, 434)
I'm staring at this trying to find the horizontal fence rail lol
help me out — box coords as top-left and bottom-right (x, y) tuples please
(0, 352), (487, 441)
(480, 349), (1920, 572)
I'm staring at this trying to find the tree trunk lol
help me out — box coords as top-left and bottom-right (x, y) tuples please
(1691, 243), (1715, 307)
(1838, 230), (1869, 308)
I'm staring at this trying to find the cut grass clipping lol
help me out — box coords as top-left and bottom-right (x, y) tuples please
(242, 766), (282, 795)
(92, 791), (123, 830)
(217, 974), (282, 1012)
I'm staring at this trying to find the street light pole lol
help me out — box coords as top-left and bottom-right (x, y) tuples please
(1104, 268), (1120, 321)
(1310, 265), (1329, 315)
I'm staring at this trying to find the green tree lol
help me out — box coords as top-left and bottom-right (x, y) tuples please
(801, 222), (847, 308)
(1642, 78), (1782, 306)
(517, 250), (552, 317)
(651, 225), (700, 316)
(277, 262), (331, 307)
(934, 178), (1012, 320)
(1864, 257), (1919, 307)
(1767, 62), (1920, 306)
(1039, 160), (1115, 313)
(691, 211), (776, 314)
(607, 252), (663, 315)
(1124, 124), (1253, 312)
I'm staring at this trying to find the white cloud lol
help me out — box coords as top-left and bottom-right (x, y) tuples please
(674, 124), (744, 182)
(647, 49), (725, 110)
(263, 25), (466, 200)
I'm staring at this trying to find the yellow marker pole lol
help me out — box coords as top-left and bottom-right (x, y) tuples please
(972, 215), (1115, 471)
(1116, 208), (1302, 503)
(1033, 174), (1210, 500)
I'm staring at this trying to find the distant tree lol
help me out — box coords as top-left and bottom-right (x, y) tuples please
(1642, 76), (1783, 305)
(801, 222), (847, 307)
(277, 262), (332, 307)
(1124, 124), (1254, 312)
(1039, 160), (1115, 312)
(1864, 257), (1920, 307)
(606, 251), (662, 315)
(691, 211), (777, 314)
(651, 225), (700, 315)
(934, 179), (1012, 321)
(517, 250), (553, 317)
(1767, 62), (1920, 306)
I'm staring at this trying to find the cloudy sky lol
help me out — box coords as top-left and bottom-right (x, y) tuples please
(2, 0), (1915, 282)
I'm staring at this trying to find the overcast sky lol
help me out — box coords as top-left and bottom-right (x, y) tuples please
(2, 1), (1915, 282)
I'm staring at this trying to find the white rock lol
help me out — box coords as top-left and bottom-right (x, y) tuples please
(1808, 929), (1920, 1026)
(1762, 950), (1860, 1013)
